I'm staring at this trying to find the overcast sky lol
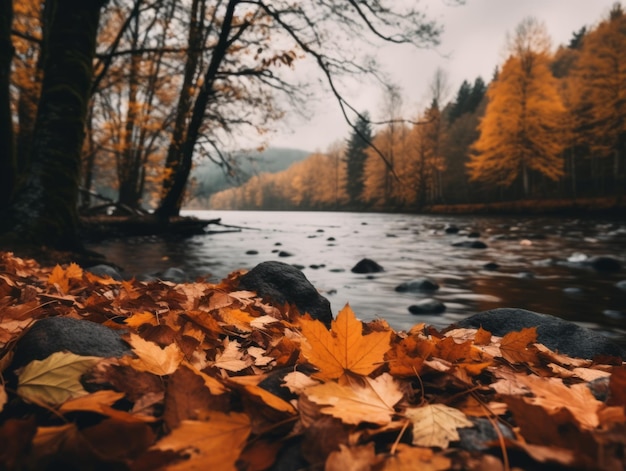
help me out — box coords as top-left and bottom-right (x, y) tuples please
(264, 0), (618, 153)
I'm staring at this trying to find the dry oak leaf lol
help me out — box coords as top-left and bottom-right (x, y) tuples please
(406, 403), (473, 449)
(381, 444), (451, 471)
(498, 327), (539, 364)
(516, 374), (602, 429)
(304, 373), (403, 425)
(283, 371), (320, 395)
(121, 333), (183, 376)
(152, 413), (251, 471)
(17, 352), (100, 406)
(300, 303), (391, 379)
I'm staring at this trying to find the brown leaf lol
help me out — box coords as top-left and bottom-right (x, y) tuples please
(121, 333), (183, 376)
(304, 373), (402, 425)
(406, 404), (473, 448)
(152, 413), (251, 471)
(325, 443), (379, 471)
(380, 444), (451, 471)
(608, 365), (626, 408)
(499, 327), (539, 364)
(474, 326), (492, 346)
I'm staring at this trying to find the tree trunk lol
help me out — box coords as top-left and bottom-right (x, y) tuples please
(156, 0), (238, 220)
(2, 0), (106, 249)
(0, 0), (15, 209)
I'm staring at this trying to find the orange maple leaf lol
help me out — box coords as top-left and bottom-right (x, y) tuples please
(300, 304), (391, 379)
(499, 327), (539, 364)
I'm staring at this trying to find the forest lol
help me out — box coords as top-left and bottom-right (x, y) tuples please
(208, 7), (626, 212)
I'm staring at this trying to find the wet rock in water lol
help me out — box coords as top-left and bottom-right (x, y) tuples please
(603, 310), (626, 320)
(395, 278), (439, 293)
(454, 308), (626, 360)
(458, 418), (515, 452)
(516, 271), (534, 279)
(588, 256), (622, 273)
(483, 262), (499, 271)
(351, 258), (384, 274)
(326, 237), (336, 242)
(444, 225), (459, 234)
(12, 317), (132, 369)
(246, 250), (259, 255)
(274, 242), (282, 246)
(238, 261), (333, 327)
(86, 264), (124, 281)
(408, 299), (446, 315)
(452, 240), (488, 249)
(563, 287), (584, 295)
(467, 231), (481, 238)
(278, 251), (293, 258)
(616, 280), (626, 291)
(329, 268), (345, 273)
(159, 267), (188, 283)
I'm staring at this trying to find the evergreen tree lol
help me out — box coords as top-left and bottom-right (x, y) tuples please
(344, 112), (372, 205)
(448, 80), (472, 123)
(467, 77), (487, 113)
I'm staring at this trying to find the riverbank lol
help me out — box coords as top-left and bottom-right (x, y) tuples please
(426, 195), (626, 216)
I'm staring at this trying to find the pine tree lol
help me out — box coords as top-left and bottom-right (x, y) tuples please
(344, 112), (372, 206)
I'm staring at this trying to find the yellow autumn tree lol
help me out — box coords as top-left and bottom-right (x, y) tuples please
(467, 17), (565, 197)
(571, 4), (626, 189)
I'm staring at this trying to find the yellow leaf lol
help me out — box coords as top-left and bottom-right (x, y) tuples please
(122, 333), (183, 376)
(65, 263), (83, 280)
(47, 265), (69, 294)
(124, 311), (159, 328)
(300, 304), (391, 379)
(304, 373), (402, 425)
(153, 413), (251, 471)
(406, 404), (473, 449)
(17, 352), (100, 406)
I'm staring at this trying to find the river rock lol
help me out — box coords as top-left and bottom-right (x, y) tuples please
(483, 262), (499, 271)
(454, 308), (626, 359)
(408, 299), (446, 315)
(238, 261), (333, 327)
(588, 256), (622, 272)
(159, 267), (188, 283)
(616, 280), (626, 291)
(395, 278), (439, 292)
(278, 251), (293, 258)
(458, 418), (515, 451)
(444, 225), (459, 234)
(86, 264), (124, 281)
(12, 317), (132, 369)
(351, 258), (384, 274)
(452, 240), (488, 249)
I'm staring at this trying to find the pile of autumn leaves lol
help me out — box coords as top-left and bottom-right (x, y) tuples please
(0, 252), (625, 470)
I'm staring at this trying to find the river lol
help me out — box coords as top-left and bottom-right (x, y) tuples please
(87, 210), (626, 345)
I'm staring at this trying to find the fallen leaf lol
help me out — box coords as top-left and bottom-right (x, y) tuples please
(212, 338), (252, 372)
(17, 352), (100, 406)
(381, 443), (451, 471)
(283, 371), (320, 394)
(0, 385), (6, 413)
(304, 373), (402, 425)
(474, 327), (492, 346)
(325, 443), (380, 471)
(498, 327), (539, 364)
(59, 390), (125, 413)
(122, 333), (183, 376)
(516, 374), (602, 429)
(124, 311), (159, 328)
(152, 413), (251, 471)
(300, 304), (391, 379)
(406, 403), (473, 449)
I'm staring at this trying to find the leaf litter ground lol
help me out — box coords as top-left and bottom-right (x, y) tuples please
(0, 252), (625, 470)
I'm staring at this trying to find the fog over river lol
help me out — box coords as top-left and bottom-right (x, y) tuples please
(88, 210), (626, 346)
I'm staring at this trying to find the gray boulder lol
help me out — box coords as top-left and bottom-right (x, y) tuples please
(408, 299), (446, 315)
(452, 240), (488, 249)
(395, 278), (439, 292)
(454, 308), (626, 360)
(587, 256), (622, 273)
(12, 317), (132, 369)
(351, 258), (384, 274)
(238, 261), (333, 327)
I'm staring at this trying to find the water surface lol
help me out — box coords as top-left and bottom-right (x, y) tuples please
(87, 210), (626, 345)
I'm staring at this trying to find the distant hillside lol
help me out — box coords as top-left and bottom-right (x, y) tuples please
(187, 147), (310, 206)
